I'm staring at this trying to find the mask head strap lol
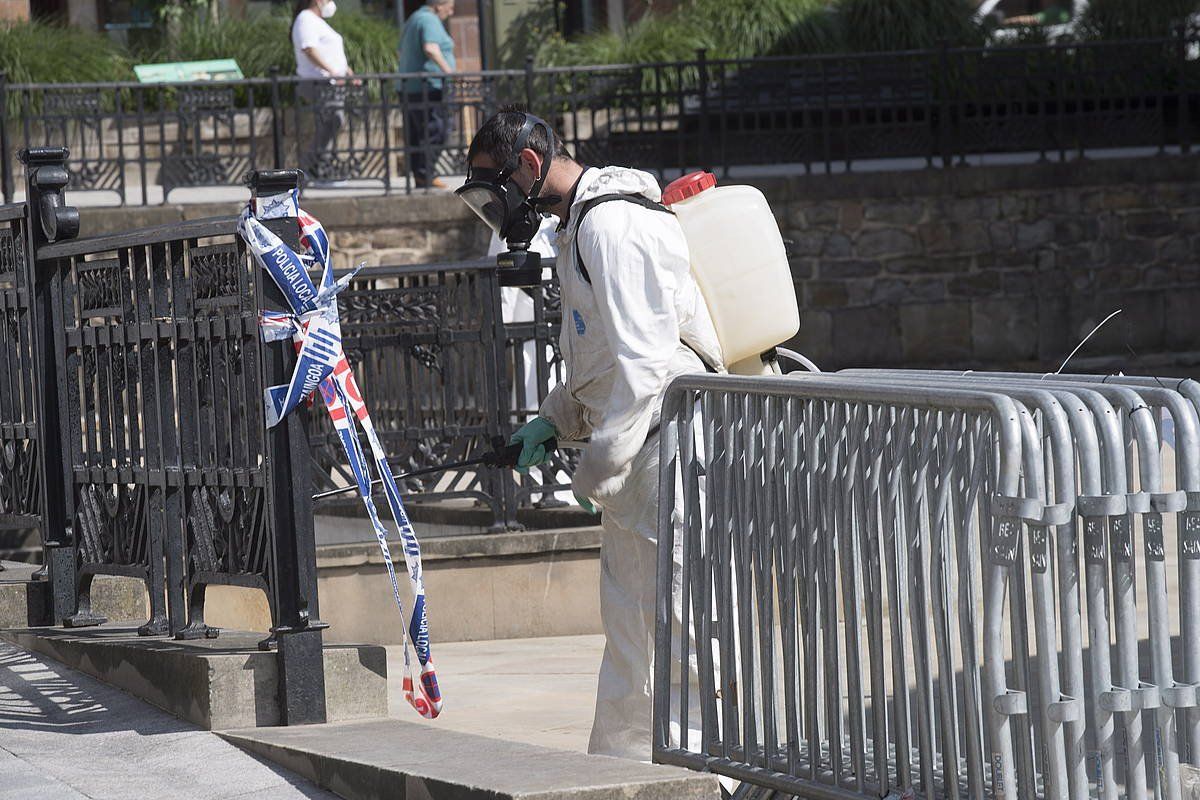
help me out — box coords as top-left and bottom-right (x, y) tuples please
(502, 113), (556, 207)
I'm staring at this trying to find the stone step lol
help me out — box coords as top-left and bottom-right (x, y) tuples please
(0, 625), (386, 730)
(220, 718), (720, 800)
(316, 525), (604, 644)
(0, 561), (149, 629)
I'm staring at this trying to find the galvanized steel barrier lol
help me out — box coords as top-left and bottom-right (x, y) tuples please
(652, 369), (1200, 800)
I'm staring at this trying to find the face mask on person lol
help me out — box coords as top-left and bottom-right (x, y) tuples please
(320, 0), (337, 18)
(457, 114), (560, 286)
(457, 114), (557, 245)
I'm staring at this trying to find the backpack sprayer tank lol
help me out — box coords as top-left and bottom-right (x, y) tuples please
(662, 172), (800, 376)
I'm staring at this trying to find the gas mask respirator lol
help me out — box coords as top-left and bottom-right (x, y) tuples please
(456, 114), (557, 287)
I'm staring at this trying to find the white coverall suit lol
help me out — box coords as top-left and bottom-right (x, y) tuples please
(538, 166), (724, 761)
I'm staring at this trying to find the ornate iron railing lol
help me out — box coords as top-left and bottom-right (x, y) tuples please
(0, 200), (37, 559)
(2, 34), (1197, 205)
(307, 263), (577, 529)
(15, 149), (328, 722)
(3, 148), (581, 722)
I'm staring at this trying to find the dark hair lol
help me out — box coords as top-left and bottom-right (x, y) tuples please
(466, 105), (573, 169)
(291, 0), (315, 37)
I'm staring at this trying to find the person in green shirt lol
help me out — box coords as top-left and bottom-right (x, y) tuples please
(398, 0), (456, 189)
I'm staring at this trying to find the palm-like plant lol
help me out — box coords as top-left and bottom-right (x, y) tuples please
(837, 0), (985, 52)
(1077, 0), (1200, 40)
(534, 0), (987, 66)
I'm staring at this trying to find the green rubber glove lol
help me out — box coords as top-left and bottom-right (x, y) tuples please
(574, 492), (598, 515)
(509, 416), (557, 473)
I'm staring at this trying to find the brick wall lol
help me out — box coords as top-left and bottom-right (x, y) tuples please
(0, 0), (30, 22)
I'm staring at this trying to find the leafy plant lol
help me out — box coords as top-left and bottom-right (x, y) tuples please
(134, 6), (400, 77)
(497, 0), (560, 68)
(325, 9), (403, 74)
(0, 19), (132, 84)
(529, 0), (983, 66)
(1076, 0), (1200, 41)
(138, 7), (292, 75)
(837, 0), (984, 52)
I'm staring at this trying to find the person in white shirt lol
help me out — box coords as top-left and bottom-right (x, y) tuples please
(291, 0), (354, 181)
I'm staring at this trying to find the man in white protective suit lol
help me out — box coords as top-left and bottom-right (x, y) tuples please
(457, 107), (725, 761)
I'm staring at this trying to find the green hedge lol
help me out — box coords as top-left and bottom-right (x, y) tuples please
(534, 0), (837, 66)
(0, 8), (400, 85)
(838, 0), (983, 53)
(141, 7), (402, 76)
(533, 0), (982, 66)
(0, 20), (132, 83)
(531, 0), (1200, 67)
(6, 0), (1200, 83)
(140, 9), (293, 77)
(1077, 0), (1200, 40)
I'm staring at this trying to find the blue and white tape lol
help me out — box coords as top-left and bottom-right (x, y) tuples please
(239, 205), (443, 719)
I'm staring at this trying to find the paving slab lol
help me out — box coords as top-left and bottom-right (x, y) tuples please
(0, 641), (336, 799)
(221, 717), (720, 800)
(389, 634), (604, 753)
(0, 624), (386, 729)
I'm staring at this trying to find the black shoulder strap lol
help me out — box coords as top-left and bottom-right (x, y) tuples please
(572, 193), (672, 285)
(570, 192), (717, 375)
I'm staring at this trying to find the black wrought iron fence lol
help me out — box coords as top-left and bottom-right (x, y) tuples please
(3, 34), (1197, 206)
(2, 148), (582, 720)
(0, 197), (38, 566)
(12, 149), (328, 722)
(307, 262), (577, 528)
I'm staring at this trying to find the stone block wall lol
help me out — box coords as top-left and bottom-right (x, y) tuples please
(80, 155), (1200, 373)
(753, 156), (1200, 371)
(303, 193), (491, 267)
(82, 190), (491, 267)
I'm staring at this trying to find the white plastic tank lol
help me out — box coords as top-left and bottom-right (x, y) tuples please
(663, 172), (800, 376)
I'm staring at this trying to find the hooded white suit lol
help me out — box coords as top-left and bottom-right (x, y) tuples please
(538, 165), (723, 760)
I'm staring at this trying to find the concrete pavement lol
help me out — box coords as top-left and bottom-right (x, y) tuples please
(0, 642), (336, 800)
(388, 634), (605, 753)
(0, 633), (627, 798)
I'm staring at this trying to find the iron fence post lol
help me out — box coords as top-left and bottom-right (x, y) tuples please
(483, 262), (519, 531)
(1180, 26), (1192, 155)
(696, 48), (709, 172)
(0, 73), (11, 204)
(19, 146), (80, 626)
(270, 68), (284, 170)
(938, 39), (952, 167)
(248, 168), (329, 725)
(524, 55), (535, 111)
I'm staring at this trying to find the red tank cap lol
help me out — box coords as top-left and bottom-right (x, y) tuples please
(662, 171), (717, 206)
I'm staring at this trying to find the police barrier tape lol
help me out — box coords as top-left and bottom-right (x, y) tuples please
(240, 191), (442, 719)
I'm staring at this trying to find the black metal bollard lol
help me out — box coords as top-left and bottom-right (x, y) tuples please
(19, 146), (79, 626)
(246, 168), (329, 725)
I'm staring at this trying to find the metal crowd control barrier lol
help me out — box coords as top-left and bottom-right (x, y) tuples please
(651, 369), (1200, 800)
